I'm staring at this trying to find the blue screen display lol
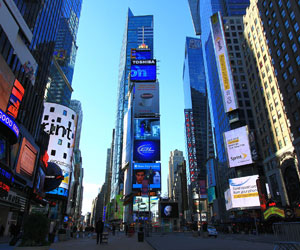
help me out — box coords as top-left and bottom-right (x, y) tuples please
(130, 60), (156, 82)
(47, 187), (68, 197)
(133, 140), (160, 161)
(135, 50), (151, 59)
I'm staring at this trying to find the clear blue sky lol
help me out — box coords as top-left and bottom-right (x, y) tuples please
(71, 0), (196, 214)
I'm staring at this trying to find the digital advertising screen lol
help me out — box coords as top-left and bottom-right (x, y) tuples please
(130, 59), (156, 82)
(133, 140), (160, 162)
(0, 71), (13, 112)
(210, 12), (238, 113)
(134, 118), (160, 140)
(206, 158), (216, 187)
(6, 79), (24, 119)
(224, 126), (253, 168)
(131, 49), (151, 60)
(33, 167), (45, 196)
(133, 196), (159, 212)
(160, 202), (179, 218)
(225, 175), (260, 210)
(132, 163), (161, 189)
(134, 82), (159, 116)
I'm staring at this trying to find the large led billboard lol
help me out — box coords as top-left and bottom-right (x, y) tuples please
(122, 108), (132, 169)
(130, 59), (156, 82)
(6, 79), (24, 119)
(160, 202), (179, 218)
(134, 82), (159, 116)
(206, 158), (216, 187)
(134, 118), (160, 140)
(41, 103), (77, 197)
(210, 12), (238, 113)
(225, 175), (260, 210)
(133, 196), (159, 212)
(132, 163), (161, 189)
(131, 49), (151, 60)
(224, 126), (253, 168)
(133, 140), (160, 162)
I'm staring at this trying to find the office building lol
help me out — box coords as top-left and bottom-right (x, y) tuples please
(168, 150), (185, 200)
(111, 9), (153, 201)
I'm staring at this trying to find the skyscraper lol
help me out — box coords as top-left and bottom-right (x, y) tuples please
(45, 0), (82, 106)
(111, 9), (153, 200)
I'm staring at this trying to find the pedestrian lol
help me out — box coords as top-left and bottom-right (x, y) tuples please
(112, 223), (116, 236)
(72, 225), (77, 238)
(125, 223), (128, 236)
(95, 218), (104, 244)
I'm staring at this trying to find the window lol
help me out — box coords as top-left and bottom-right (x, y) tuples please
(290, 11), (295, 20)
(50, 107), (55, 112)
(275, 21), (279, 28)
(57, 117), (61, 123)
(292, 43), (297, 52)
(58, 139), (62, 145)
(272, 12), (276, 19)
(281, 10), (286, 18)
(287, 0), (291, 8)
(271, 29), (275, 35)
(288, 31), (293, 40)
(294, 23), (299, 32)
(293, 111), (300, 121)
(271, 87), (276, 94)
(270, 103), (274, 111)
(296, 91), (300, 101)
(278, 0), (282, 7)
(63, 110), (67, 116)
(278, 140), (283, 149)
(292, 78), (298, 86)
(283, 72), (288, 80)
(278, 31), (282, 39)
(277, 49), (281, 57)
(285, 20), (289, 29)
(63, 153), (67, 159)
(68, 143), (70, 148)
(274, 39), (278, 46)
(297, 56), (300, 66)
(44, 115), (49, 120)
(51, 150), (56, 156)
(281, 42), (286, 50)
(280, 60), (284, 68)
(288, 66), (293, 74)
(284, 136), (289, 146)
(285, 54), (290, 62)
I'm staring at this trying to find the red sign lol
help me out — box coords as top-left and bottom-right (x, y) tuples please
(6, 79), (24, 119)
(0, 181), (10, 192)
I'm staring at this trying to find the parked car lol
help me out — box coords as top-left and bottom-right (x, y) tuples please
(207, 225), (218, 238)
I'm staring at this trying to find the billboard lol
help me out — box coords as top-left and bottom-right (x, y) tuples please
(160, 202), (179, 218)
(133, 140), (160, 162)
(206, 158), (216, 187)
(6, 79), (24, 119)
(130, 59), (156, 82)
(134, 118), (160, 140)
(224, 126), (253, 168)
(133, 196), (159, 212)
(131, 49), (151, 60)
(210, 12), (238, 113)
(15, 137), (38, 181)
(225, 175), (260, 210)
(41, 103), (77, 197)
(132, 163), (161, 189)
(134, 82), (159, 116)
(0, 68), (13, 112)
(208, 187), (216, 204)
(122, 108), (132, 169)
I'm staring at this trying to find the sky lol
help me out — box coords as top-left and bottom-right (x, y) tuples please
(71, 0), (196, 215)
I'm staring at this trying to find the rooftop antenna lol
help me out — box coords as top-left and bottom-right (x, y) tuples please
(139, 26), (148, 49)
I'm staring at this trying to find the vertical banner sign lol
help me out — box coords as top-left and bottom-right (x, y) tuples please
(206, 158), (216, 187)
(224, 126), (253, 168)
(210, 12), (238, 113)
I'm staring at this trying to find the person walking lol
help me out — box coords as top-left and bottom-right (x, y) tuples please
(95, 218), (104, 244)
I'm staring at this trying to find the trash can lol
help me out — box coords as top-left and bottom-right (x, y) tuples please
(138, 231), (144, 242)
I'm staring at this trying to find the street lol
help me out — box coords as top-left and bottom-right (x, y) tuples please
(0, 232), (275, 250)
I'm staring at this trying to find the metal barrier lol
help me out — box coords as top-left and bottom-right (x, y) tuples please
(273, 222), (300, 250)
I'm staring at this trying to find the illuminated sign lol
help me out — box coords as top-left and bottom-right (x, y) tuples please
(206, 158), (216, 187)
(47, 187), (68, 197)
(264, 207), (285, 220)
(184, 110), (197, 183)
(132, 163), (161, 189)
(225, 175), (260, 210)
(134, 118), (160, 140)
(134, 82), (159, 116)
(133, 140), (160, 161)
(0, 108), (19, 138)
(6, 79), (24, 119)
(224, 126), (253, 168)
(160, 202), (179, 218)
(131, 49), (151, 59)
(210, 12), (238, 113)
(133, 196), (159, 212)
(208, 187), (216, 203)
(130, 59), (156, 82)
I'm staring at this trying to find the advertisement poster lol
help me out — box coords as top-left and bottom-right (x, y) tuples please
(134, 118), (160, 140)
(224, 126), (253, 168)
(133, 196), (159, 212)
(130, 59), (156, 82)
(160, 202), (179, 218)
(132, 163), (161, 189)
(122, 108), (132, 169)
(206, 158), (216, 187)
(134, 82), (159, 116)
(210, 12), (238, 113)
(133, 140), (160, 162)
(208, 187), (216, 204)
(226, 175), (260, 210)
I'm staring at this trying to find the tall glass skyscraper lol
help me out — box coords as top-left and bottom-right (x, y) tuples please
(111, 9), (153, 200)
(45, 0), (82, 106)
